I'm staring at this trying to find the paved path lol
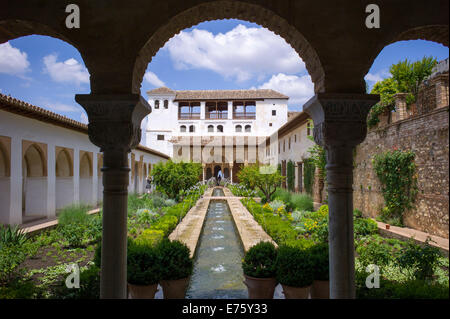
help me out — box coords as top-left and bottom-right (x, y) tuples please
(169, 187), (276, 255)
(375, 220), (449, 255)
(168, 188), (213, 258)
(20, 208), (101, 235)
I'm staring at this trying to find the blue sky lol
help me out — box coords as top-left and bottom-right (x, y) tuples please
(0, 19), (448, 124)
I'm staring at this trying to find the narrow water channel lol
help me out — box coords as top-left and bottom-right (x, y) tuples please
(186, 188), (248, 298)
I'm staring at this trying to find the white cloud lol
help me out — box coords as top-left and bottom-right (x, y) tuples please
(43, 54), (89, 86)
(0, 42), (30, 77)
(38, 98), (84, 114)
(255, 73), (314, 108)
(144, 71), (165, 87)
(80, 112), (88, 124)
(365, 69), (390, 83)
(165, 24), (305, 83)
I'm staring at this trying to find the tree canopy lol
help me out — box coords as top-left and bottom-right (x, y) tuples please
(151, 160), (202, 200)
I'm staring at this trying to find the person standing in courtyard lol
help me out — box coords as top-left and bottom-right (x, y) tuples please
(217, 169), (223, 186)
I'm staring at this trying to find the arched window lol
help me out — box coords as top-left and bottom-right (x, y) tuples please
(235, 125), (242, 132)
(217, 125), (224, 133)
(164, 100), (168, 109)
(208, 125), (214, 133)
(189, 125), (195, 133)
(154, 100), (160, 109)
(245, 125), (251, 132)
(180, 125), (186, 132)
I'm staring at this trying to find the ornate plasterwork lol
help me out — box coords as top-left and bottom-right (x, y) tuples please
(75, 94), (151, 153)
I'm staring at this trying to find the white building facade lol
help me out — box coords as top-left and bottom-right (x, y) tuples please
(0, 94), (169, 225)
(145, 87), (289, 158)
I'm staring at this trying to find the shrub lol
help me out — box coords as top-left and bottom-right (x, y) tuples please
(353, 209), (363, 218)
(309, 243), (329, 281)
(53, 264), (100, 299)
(0, 225), (28, 249)
(151, 160), (202, 200)
(396, 238), (442, 281)
(135, 229), (164, 247)
(157, 239), (193, 280)
(152, 215), (179, 236)
(317, 205), (328, 216)
(275, 245), (313, 287)
(269, 199), (285, 214)
(373, 150), (418, 224)
(0, 278), (39, 299)
(290, 193), (314, 212)
(57, 205), (91, 247)
(271, 188), (291, 205)
(242, 242), (278, 278)
(356, 236), (393, 269)
(127, 240), (161, 285)
(354, 218), (378, 237)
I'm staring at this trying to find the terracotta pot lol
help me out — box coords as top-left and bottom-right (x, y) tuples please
(386, 224), (390, 230)
(161, 277), (191, 299)
(127, 282), (158, 299)
(281, 284), (311, 299)
(310, 280), (329, 299)
(243, 274), (277, 299)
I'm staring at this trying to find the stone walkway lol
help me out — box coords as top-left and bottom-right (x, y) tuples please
(376, 220), (449, 256)
(168, 188), (213, 258)
(169, 187), (276, 255)
(20, 208), (101, 235)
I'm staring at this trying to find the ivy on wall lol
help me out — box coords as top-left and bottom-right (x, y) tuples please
(287, 160), (295, 192)
(372, 149), (418, 225)
(303, 158), (315, 196)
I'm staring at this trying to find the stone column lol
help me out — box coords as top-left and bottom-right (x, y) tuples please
(202, 164), (206, 183)
(75, 94), (150, 299)
(227, 101), (233, 120)
(229, 163), (233, 183)
(394, 93), (408, 121)
(200, 101), (206, 120)
(304, 93), (378, 299)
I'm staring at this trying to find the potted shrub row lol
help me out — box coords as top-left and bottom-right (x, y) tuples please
(95, 238), (193, 299)
(241, 241), (329, 299)
(242, 241), (278, 298)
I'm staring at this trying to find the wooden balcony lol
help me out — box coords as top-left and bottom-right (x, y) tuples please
(206, 112), (228, 119)
(233, 112), (256, 119)
(178, 113), (201, 120)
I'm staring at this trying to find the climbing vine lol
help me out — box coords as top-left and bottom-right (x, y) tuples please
(372, 149), (418, 225)
(303, 158), (315, 196)
(287, 160), (295, 192)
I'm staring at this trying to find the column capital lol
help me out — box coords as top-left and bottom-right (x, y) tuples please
(75, 94), (151, 153)
(304, 93), (379, 147)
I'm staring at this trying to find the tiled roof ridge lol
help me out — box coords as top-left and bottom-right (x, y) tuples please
(0, 93), (169, 159)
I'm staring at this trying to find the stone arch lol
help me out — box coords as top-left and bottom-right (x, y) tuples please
(55, 148), (74, 210)
(79, 152), (93, 178)
(0, 140), (9, 177)
(55, 149), (73, 177)
(97, 153), (103, 203)
(79, 151), (94, 205)
(0, 19), (92, 87)
(132, 0), (325, 93)
(22, 143), (47, 218)
(364, 25), (449, 82)
(206, 167), (212, 180)
(23, 144), (46, 177)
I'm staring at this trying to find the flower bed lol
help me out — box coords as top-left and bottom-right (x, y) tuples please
(241, 196), (449, 299)
(0, 183), (208, 299)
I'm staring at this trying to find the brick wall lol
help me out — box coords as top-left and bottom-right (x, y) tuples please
(353, 72), (449, 238)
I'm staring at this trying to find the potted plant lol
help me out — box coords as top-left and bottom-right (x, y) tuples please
(309, 243), (329, 299)
(127, 239), (161, 299)
(242, 241), (278, 299)
(275, 245), (313, 299)
(157, 239), (193, 299)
